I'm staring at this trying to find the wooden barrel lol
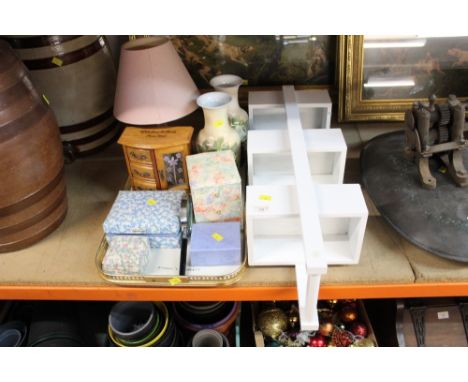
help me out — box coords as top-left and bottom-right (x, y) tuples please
(0, 40), (67, 252)
(3, 35), (120, 158)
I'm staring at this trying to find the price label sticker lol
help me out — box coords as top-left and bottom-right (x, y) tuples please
(146, 198), (157, 206)
(437, 311), (449, 320)
(211, 232), (224, 242)
(51, 56), (63, 67)
(214, 120), (225, 128)
(42, 94), (50, 105)
(259, 194), (272, 201)
(168, 277), (181, 286)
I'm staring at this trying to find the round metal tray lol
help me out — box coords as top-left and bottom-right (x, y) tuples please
(361, 131), (468, 262)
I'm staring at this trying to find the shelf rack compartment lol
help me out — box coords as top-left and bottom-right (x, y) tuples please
(246, 85), (368, 330)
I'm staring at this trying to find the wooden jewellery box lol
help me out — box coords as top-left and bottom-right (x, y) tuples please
(118, 126), (193, 191)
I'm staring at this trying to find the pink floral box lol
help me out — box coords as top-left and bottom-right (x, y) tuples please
(186, 150), (242, 222)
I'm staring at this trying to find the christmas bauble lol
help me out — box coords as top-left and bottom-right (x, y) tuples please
(257, 308), (288, 339)
(319, 321), (334, 337)
(350, 322), (368, 337)
(331, 327), (354, 347)
(340, 306), (358, 323)
(309, 334), (327, 347)
(352, 338), (376, 347)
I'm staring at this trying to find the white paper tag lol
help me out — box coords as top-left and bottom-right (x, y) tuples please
(185, 245), (240, 276)
(437, 311), (449, 320)
(142, 248), (181, 276)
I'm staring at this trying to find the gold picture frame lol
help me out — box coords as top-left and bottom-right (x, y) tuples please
(338, 35), (468, 122)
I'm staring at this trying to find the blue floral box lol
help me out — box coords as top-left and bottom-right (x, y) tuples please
(189, 221), (241, 266)
(103, 190), (185, 248)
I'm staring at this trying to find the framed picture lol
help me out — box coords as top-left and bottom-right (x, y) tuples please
(171, 35), (336, 89)
(338, 35), (468, 122)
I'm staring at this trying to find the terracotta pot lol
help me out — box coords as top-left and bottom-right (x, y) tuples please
(173, 301), (240, 337)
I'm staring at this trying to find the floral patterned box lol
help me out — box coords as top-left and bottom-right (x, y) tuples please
(103, 190), (185, 248)
(102, 235), (150, 275)
(186, 151), (242, 222)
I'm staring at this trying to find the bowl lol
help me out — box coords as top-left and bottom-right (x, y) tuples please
(108, 301), (156, 341)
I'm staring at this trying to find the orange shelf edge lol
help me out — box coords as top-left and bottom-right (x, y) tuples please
(1, 282), (468, 301)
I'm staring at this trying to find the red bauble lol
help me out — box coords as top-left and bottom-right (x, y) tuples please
(309, 334), (327, 347)
(340, 306), (358, 323)
(350, 322), (368, 338)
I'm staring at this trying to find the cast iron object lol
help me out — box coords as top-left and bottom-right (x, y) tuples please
(361, 131), (468, 262)
(404, 94), (467, 189)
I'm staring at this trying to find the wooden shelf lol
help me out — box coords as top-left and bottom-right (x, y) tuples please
(2, 141), (468, 302)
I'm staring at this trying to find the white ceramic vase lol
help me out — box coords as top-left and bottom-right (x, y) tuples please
(196, 92), (241, 162)
(209, 74), (248, 142)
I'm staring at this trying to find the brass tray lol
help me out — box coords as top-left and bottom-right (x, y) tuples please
(95, 237), (247, 287)
(96, 177), (247, 286)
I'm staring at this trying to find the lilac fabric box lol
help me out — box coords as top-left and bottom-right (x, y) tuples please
(189, 221), (241, 266)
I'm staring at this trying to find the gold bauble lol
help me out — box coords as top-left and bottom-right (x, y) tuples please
(319, 321), (334, 337)
(352, 338), (376, 347)
(340, 306), (358, 323)
(257, 308), (288, 339)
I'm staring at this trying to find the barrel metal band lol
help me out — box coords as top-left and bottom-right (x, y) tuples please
(21, 37), (106, 70)
(59, 108), (114, 134)
(0, 103), (49, 142)
(63, 118), (118, 146)
(0, 186), (66, 235)
(0, 168), (65, 216)
(71, 127), (121, 157)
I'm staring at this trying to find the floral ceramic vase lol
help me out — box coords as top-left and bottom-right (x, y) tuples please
(196, 92), (241, 163)
(209, 74), (248, 142)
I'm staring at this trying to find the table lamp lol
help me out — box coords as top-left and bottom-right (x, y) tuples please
(114, 36), (200, 190)
(114, 36), (199, 125)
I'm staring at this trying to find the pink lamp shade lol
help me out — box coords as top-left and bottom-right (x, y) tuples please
(114, 36), (199, 125)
